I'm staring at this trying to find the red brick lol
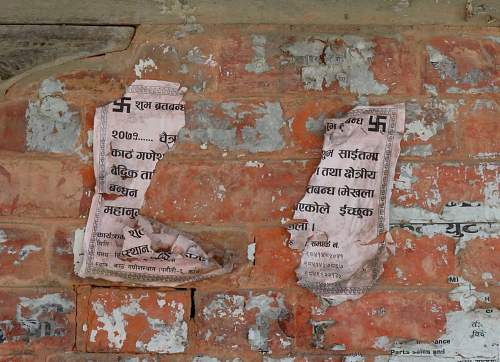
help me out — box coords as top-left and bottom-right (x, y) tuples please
(293, 289), (458, 353)
(219, 27), (418, 97)
(380, 228), (458, 287)
(76, 286), (91, 353)
(194, 290), (293, 355)
(0, 99), (27, 152)
(0, 225), (48, 286)
(160, 353), (261, 362)
(0, 157), (83, 218)
(47, 352), (157, 361)
(401, 98), (460, 159)
(281, 97), (355, 158)
(123, 29), (220, 96)
(248, 227), (300, 289)
(424, 36), (499, 94)
(0, 288), (76, 354)
(84, 288), (190, 354)
(0, 355), (41, 361)
(392, 162), (498, 213)
(173, 98), (295, 158)
(458, 99), (500, 158)
(218, 26), (283, 97)
(459, 237), (499, 287)
(49, 225), (85, 285)
(143, 159), (317, 224)
(57, 71), (126, 104)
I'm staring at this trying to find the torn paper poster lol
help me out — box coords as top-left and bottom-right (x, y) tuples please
(74, 79), (231, 285)
(288, 104), (405, 305)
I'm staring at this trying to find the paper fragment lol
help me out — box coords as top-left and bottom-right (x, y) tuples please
(75, 79), (231, 285)
(288, 104), (405, 304)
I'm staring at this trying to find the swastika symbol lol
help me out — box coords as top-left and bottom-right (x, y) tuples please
(368, 115), (387, 133)
(112, 97), (132, 113)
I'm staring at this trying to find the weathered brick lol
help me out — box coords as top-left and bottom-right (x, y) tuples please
(458, 237), (499, 287)
(424, 36), (499, 94)
(0, 157), (83, 218)
(458, 99), (500, 158)
(219, 27), (419, 97)
(125, 28), (221, 95)
(195, 290), (293, 355)
(57, 71), (126, 104)
(143, 159), (317, 224)
(49, 224), (85, 285)
(391, 162), (498, 214)
(248, 227), (300, 289)
(174, 98), (294, 157)
(401, 98), (460, 159)
(281, 97), (355, 158)
(293, 289), (458, 353)
(380, 228), (458, 286)
(84, 288), (190, 354)
(0, 288), (76, 354)
(218, 26), (283, 97)
(0, 98), (27, 152)
(160, 352), (262, 362)
(0, 355), (41, 361)
(47, 352), (157, 361)
(0, 225), (48, 286)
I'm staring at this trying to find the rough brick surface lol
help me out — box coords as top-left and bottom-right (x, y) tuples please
(0, 157), (84, 218)
(0, 225), (48, 286)
(0, 288), (76, 355)
(424, 36), (499, 95)
(293, 289), (458, 352)
(0, 21), (499, 361)
(83, 288), (190, 354)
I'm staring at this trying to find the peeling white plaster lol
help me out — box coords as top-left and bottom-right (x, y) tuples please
(202, 294), (245, 321)
(216, 184), (226, 202)
(134, 58), (158, 78)
(448, 277), (490, 312)
(404, 99), (459, 142)
(245, 160), (264, 168)
(13, 244), (42, 265)
(137, 302), (187, 353)
(91, 296), (187, 353)
(245, 35), (272, 74)
(263, 357), (295, 362)
(26, 78), (80, 154)
(247, 242), (256, 263)
(281, 35), (388, 94)
(246, 292), (290, 352)
(394, 163), (417, 193)
(0, 229), (7, 243)
(16, 293), (74, 340)
(373, 336), (392, 351)
(343, 356), (365, 362)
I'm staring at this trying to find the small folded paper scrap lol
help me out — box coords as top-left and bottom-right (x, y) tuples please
(74, 79), (232, 285)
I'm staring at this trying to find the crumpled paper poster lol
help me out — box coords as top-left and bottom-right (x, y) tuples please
(74, 80), (231, 285)
(288, 104), (405, 305)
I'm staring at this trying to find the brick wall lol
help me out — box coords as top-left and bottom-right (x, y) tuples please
(0, 22), (498, 361)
